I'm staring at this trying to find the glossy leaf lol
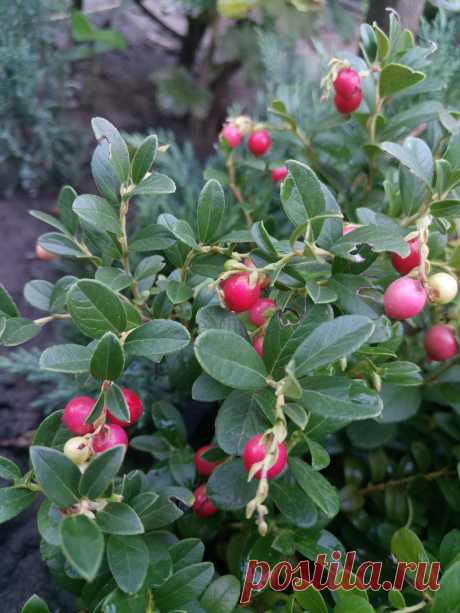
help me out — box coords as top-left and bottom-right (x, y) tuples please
(107, 534), (150, 594)
(60, 515), (104, 581)
(67, 279), (127, 339)
(195, 330), (267, 390)
(80, 445), (126, 498)
(90, 331), (124, 381)
(197, 179), (225, 243)
(30, 446), (80, 507)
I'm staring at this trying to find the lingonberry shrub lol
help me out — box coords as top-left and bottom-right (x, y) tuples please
(4, 13), (460, 612)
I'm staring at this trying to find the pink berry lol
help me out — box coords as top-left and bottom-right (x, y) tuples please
(193, 484), (218, 518)
(383, 277), (427, 320)
(107, 387), (143, 428)
(249, 298), (277, 327)
(222, 273), (261, 313)
(252, 334), (264, 358)
(221, 123), (242, 149)
(36, 244), (56, 261)
(92, 423), (128, 453)
(194, 445), (222, 477)
(343, 223), (359, 236)
(248, 130), (272, 157)
(243, 434), (287, 480)
(271, 166), (288, 183)
(424, 324), (458, 361)
(335, 90), (362, 114)
(390, 238), (421, 276)
(63, 396), (96, 435)
(334, 68), (361, 99)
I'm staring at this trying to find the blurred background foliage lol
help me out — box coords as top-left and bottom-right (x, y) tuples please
(5, 0), (460, 196)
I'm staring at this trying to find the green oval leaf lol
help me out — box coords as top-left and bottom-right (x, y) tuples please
(30, 446), (81, 507)
(67, 279), (127, 339)
(379, 63), (425, 98)
(195, 329), (267, 390)
(197, 179), (226, 244)
(96, 502), (144, 535)
(293, 315), (375, 377)
(90, 331), (125, 381)
(0, 487), (37, 524)
(124, 319), (190, 361)
(131, 134), (158, 184)
(79, 444), (126, 499)
(40, 343), (93, 374)
(107, 534), (150, 594)
(60, 515), (104, 581)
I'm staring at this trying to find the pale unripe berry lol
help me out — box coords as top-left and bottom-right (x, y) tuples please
(64, 437), (90, 465)
(243, 434), (287, 480)
(107, 387), (143, 427)
(92, 424), (128, 453)
(63, 396), (96, 435)
(383, 277), (427, 320)
(424, 324), (458, 361)
(428, 272), (458, 305)
(35, 244), (56, 261)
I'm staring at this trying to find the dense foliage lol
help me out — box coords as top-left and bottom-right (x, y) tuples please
(0, 0), (84, 195)
(4, 10), (460, 613)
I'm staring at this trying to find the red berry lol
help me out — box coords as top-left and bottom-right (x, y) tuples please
(248, 130), (272, 157)
(335, 90), (362, 114)
(193, 484), (218, 518)
(334, 68), (361, 99)
(271, 166), (288, 183)
(249, 298), (277, 327)
(92, 423), (128, 453)
(221, 123), (242, 149)
(424, 324), (458, 361)
(243, 434), (287, 480)
(252, 334), (264, 358)
(194, 445), (222, 477)
(107, 387), (143, 427)
(222, 272), (261, 313)
(36, 244), (56, 261)
(63, 396), (96, 435)
(383, 277), (427, 320)
(390, 238), (421, 276)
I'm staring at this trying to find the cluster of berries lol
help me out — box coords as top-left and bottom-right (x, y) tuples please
(192, 436), (287, 518)
(333, 67), (363, 114)
(62, 388), (143, 467)
(386, 237), (458, 361)
(344, 226), (458, 361)
(220, 258), (276, 358)
(220, 121), (288, 185)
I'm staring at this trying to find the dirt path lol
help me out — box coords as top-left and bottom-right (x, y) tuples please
(0, 196), (75, 612)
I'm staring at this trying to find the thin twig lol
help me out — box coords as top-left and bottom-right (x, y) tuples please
(132, 0), (183, 40)
(359, 467), (453, 496)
